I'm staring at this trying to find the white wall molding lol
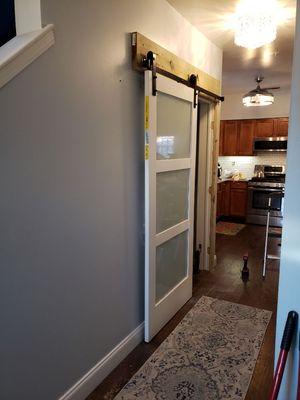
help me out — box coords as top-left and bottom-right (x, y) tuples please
(0, 24), (54, 89)
(58, 323), (144, 400)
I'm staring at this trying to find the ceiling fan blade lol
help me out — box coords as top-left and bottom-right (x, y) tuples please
(262, 86), (281, 90)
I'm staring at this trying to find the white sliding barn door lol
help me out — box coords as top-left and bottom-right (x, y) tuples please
(144, 71), (197, 342)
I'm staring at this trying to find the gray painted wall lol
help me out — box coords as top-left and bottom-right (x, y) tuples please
(276, 2), (300, 399)
(0, 1), (221, 399)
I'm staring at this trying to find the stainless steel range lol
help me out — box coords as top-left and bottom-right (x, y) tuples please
(247, 165), (285, 227)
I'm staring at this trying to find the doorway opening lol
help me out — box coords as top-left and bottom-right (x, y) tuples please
(194, 99), (215, 273)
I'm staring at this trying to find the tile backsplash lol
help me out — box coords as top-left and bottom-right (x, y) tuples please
(218, 153), (287, 179)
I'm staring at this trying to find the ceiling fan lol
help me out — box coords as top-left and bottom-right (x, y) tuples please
(243, 76), (280, 107)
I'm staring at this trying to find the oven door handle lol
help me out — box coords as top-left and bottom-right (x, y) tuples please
(248, 187), (284, 192)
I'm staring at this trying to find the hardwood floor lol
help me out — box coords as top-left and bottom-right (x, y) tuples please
(86, 224), (279, 400)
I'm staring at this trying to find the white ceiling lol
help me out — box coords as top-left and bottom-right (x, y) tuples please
(167, 0), (296, 94)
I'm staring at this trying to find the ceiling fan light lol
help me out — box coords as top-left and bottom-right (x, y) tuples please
(243, 92), (274, 107)
(234, 0), (277, 49)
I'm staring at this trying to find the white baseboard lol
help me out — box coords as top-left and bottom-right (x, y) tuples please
(58, 323), (144, 400)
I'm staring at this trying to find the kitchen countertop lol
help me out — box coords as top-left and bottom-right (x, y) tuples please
(218, 178), (249, 183)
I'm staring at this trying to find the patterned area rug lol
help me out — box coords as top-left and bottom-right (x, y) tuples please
(114, 296), (271, 400)
(216, 221), (246, 236)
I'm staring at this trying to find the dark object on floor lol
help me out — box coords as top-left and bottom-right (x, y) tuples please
(242, 254), (249, 282)
(193, 247), (200, 274)
(269, 311), (298, 400)
(114, 296), (271, 400)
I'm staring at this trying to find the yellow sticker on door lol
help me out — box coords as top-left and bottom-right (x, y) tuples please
(145, 144), (149, 160)
(145, 96), (149, 130)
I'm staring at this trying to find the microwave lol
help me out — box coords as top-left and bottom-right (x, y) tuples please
(253, 137), (288, 152)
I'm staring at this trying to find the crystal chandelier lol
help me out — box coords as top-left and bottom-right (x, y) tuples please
(234, 0), (278, 49)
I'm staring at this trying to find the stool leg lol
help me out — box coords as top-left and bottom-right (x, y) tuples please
(263, 198), (271, 279)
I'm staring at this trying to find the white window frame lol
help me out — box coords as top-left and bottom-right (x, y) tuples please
(14, 0), (42, 35)
(0, 0), (54, 89)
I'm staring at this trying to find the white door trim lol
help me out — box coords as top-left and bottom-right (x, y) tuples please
(155, 220), (190, 246)
(156, 158), (191, 172)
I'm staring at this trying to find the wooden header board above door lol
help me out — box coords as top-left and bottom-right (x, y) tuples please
(131, 32), (221, 97)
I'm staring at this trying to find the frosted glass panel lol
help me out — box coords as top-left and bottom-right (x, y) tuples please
(157, 92), (191, 159)
(156, 169), (189, 233)
(156, 231), (188, 302)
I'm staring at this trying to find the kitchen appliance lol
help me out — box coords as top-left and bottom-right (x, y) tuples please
(247, 165), (285, 227)
(218, 163), (222, 178)
(253, 136), (288, 152)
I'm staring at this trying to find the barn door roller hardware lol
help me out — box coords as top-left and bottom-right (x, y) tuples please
(189, 74), (198, 108)
(132, 33), (224, 103)
(142, 51), (157, 96)
(142, 52), (199, 105)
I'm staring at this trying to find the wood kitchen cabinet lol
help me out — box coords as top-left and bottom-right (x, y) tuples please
(217, 181), (231, 219)
(217, 181), (248, 219)
(222, 181), (231, 215)
(217, 182), (224, 219)
(220, 117), (289, 155)
(217, 183), (222, 219)
(222, 120), (238, 156)
(274, 118), (289, 137)
(254, 117), (289, 138)
(220, 120), (254, 156)
(254, 118), (274, 138)
(237, 120), (254, 156)
(229, 181), (248, 218)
